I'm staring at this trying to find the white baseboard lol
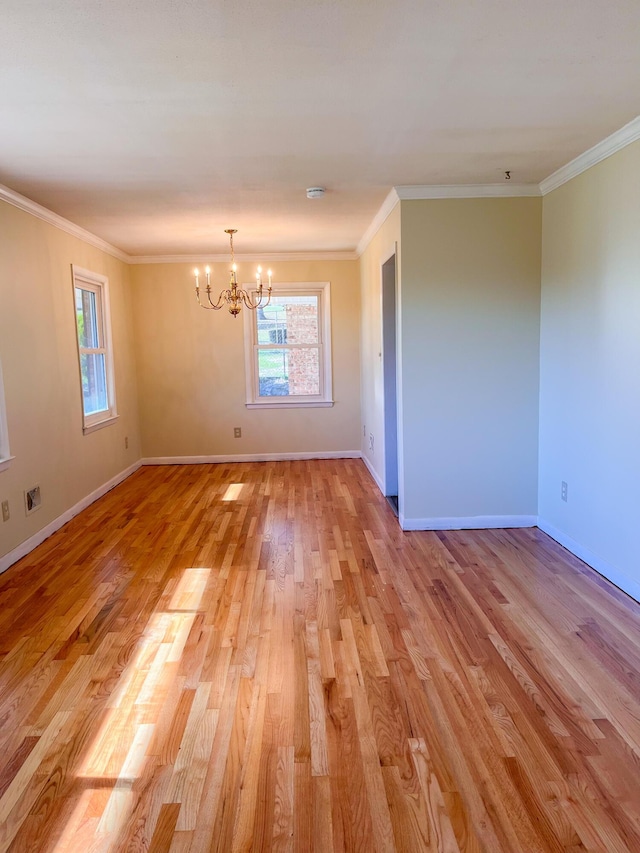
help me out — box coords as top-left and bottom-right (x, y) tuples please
(141, 451), (361, 465)
(360, 454), (385, 493)
(399, 514), (538, 531)
(537, 518), (640, 604)
(0, 462), (141, 576)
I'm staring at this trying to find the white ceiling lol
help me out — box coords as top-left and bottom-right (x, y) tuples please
(2, 0), (640, 256)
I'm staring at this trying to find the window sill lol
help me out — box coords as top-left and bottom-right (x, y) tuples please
(83, 414), (119, 435)
(0, 455), (15, 473)
(246, 400), (334, 410)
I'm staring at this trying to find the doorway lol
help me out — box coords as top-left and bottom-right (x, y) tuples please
(382, 253), (398, 514)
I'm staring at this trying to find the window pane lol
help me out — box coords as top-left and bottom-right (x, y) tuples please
(80, 352), (108, 415)
(256, 296), (319, 346)
(75, 287), (100, 349)
(258, 348), (289, 396)
(288, 347), (320, 395)
(257, 347), (320, 397)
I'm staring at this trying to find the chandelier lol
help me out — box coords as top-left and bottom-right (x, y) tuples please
(194, 229), (272, 317)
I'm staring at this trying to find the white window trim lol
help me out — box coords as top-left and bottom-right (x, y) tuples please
(243, 281), (334, 409)
(72, 265), (118, 434)
(0, 357), (13, 472)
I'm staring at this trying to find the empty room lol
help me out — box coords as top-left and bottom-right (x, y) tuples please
(1, 1), (639, 851)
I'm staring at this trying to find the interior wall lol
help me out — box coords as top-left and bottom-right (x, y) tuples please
(539, 140), (640, 601)
(358, 204), (401, 494)
(130, 259), (361, 458)
(400, 197), (542, 527)
(0, 200), (141, 563)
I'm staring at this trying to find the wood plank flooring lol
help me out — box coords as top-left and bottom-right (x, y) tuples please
(0, 459), (639, 852)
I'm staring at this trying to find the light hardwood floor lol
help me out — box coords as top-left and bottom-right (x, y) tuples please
(0, 460), (639, 852)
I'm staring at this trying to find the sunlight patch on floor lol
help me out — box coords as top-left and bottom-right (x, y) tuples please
(62, 567), (212, 849)
(222, 483), (244, 502)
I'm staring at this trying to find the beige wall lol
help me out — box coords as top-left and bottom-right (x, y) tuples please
(0, 201), (141, 562)
(400, 197), (542, 525)
(5, 142), (638, 601)
(359, 204), (401, 489)
(130, 260), (361, 458)
(539, 140), (640, 601)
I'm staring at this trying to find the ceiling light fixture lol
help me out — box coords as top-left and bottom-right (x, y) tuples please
(194, 229), (272, 318)
(306, 187), (325, 199)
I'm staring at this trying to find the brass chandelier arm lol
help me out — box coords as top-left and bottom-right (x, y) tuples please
(206, 287), (229, 309)
(195, 287), (228, 310)
(240, 287), (272, 310)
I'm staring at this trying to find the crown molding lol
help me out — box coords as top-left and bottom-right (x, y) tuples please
(356, 188), (400, 257)
(395, 183), (541, 199)
(0, 183), (130, 263)
(540, 115), (640, 195)
(129, 250), (358, 264)
(7, 110), (640, 269)
(355, 183), (539, 258)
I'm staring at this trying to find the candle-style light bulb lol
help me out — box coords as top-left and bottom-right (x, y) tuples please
(194, 268), (200, 288)
(267, 269), (272, 286)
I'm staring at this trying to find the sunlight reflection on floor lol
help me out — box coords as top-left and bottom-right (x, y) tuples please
(57, 567), (212, 851)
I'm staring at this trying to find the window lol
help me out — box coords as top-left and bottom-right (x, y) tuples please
(0, 356), (12, 472)
(72, 266), (117, 433)
(243, 282), (333, 408)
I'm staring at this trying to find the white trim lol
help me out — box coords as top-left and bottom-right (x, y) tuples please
(540, 115), (640, 195)
(361, 453), (384, 494)
(243, 282), (333, 408)
(245, 401), (333, 409)
(130, 251), (358, 264)
(395, 184), (541, 200)
(399, 514), (538, 531)
(83, 414), (119, 434)
(142, 451), (361, 465)
(0, 462), (141, 576)
(356, 189), (400, 258)
(0, 183), (129, 263)
(72, 266), (118, 432)
(537, 518), (640, 604)
(0, 456), (15, 473)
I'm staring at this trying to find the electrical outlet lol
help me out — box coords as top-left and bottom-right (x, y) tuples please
(234, 427), (242, 438)
(124, 436), (129, 450)
(369, 433), (374, 452)
(1, 500), (9, 522)
(561, 481), (568, 502)
(25, 485), (42, 515)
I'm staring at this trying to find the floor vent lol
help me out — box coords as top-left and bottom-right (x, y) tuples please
(25, 485), (42, 515)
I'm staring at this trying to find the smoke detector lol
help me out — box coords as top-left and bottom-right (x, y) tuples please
(306, 187), (325, 199)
